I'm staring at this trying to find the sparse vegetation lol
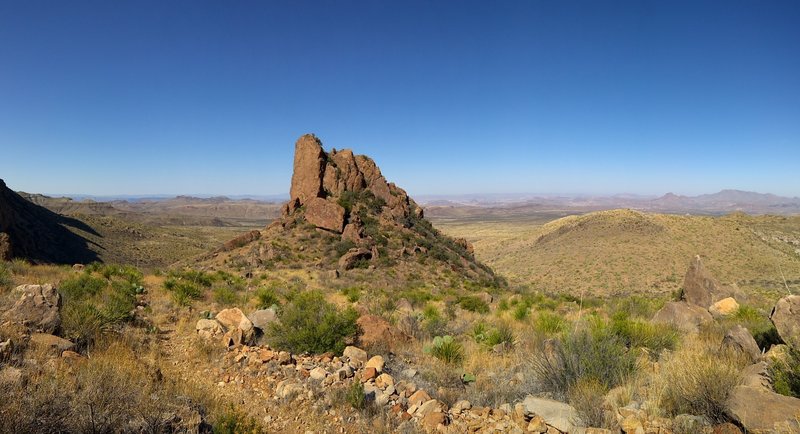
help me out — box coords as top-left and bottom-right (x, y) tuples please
(658, 339), (746, 423)
(531, 320), (637, 400)
(266, 290), (359, 354)
(770, 344), (800, 398)
(424, 335), (464, 365)
(458, 295), (489, 313)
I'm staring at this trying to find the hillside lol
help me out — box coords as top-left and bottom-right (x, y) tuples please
(0, 179), (98, 264)
(434, 209), (800, 297)
(194, 134), (503, 290)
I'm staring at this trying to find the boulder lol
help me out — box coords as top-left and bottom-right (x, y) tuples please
(727, 385), (800, 433)
(1, 284), (62, 333)
(341, 222), (363, 243)
(709, 297), (740, 318)
(356, 314), (409, 349)
(338, 248), (372, 270)
(304, 197), (345, 233)
(681, 255), (734, 308)
(215, 308), (254, 341)
(408, 389), (431, 407)
(289, 134), (325, 205)
(721, 325), (761, 362)
(365, 355), (385, 373)
(770, 295), (800, 348)
(29, 333), (74, 353)
(248, 308), (277, 331)
(422, 411), (447, 429)
(196, 319), (223, 339)
(521, 395), (581, 434)
(652, 301), (713, 333)
(343, 345), (368, 363)
(309, 367), (327, 381)
(740, 361), (771, 389)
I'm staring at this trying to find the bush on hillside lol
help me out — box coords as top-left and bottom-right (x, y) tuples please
(770, 345), (800, 398)
(424, 335), (464, 365)
(266, 290), (358, 354)
(458, 296), (489, 314)
(531, 321), (637, 400)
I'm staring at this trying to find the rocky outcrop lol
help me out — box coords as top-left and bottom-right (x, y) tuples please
(356, 314), (409, 350)
(218, 230), (261, 252)
(289, 134), (326, 205)
(770, 295), (800, 348)
(304, 197), (346, 233)
(680, 255), (735, 308)
(338, 248), (372, 270)
(652, 301), (713, 333)
(248, 308), (277, 332)
(283, 134), (419, 225)
(727, 385), (800, 433)
(722, 325), (761, 362)
(1, 284), (62, 333)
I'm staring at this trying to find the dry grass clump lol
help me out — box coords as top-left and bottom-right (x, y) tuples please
(656, 337), (746, 423)
(0, 339), (218, 434)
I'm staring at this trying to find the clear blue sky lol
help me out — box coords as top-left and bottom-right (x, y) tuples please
(1, 1), (798, 197)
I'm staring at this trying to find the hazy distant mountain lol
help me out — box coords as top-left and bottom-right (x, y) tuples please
(423, 190), (800, 217)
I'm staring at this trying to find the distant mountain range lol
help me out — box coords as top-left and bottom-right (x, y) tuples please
(420, 190), (800, 216)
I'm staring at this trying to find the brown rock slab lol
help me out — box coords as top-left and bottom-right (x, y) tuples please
(727, 385), (800, 433)
(408, 389), (431, 407)
(356, 314), (409, 349)
(29, 333), (74, 352)
(681, 255), (735, 308)
(652, 301), (713, 333)
(1, 284), (62, 333)
(770, 295), (800, 348)
(289, 134), (326, 205)
(722, 325), (761, 362)
(421, 411), (447, 429)
(304, 197), (345, 233)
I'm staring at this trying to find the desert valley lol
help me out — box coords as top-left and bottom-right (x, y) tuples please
(1, 134), (799, 434)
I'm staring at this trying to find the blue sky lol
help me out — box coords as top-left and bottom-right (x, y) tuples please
(1, 1), (798, 197)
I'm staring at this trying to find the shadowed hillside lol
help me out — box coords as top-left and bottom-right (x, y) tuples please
(0, 179), (99, 264)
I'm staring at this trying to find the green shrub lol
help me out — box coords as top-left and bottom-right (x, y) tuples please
(485, 322), (515, 348)
(660, 343), (743, 423)
(770, 345), (800, 398)
(458, 296), (489, 314)
(497, 299), (509, 311)
(0, 262), (12, 289)
(512, 303), (530, 321)
(213, 287), (239, 306)
(610, 295), (666, 319)
(346, 381), (367, 410)
(340, 286), (361, 303)
(424, 335), (464, 365)
(164, 280), (203, 306)
(60, 273), (108, 300)
(267, 291), (358, 354)
(568, 378), (616, 430)
(610, 312), (678, 354)
(533, 311), (567, 335)
(254, 287), (280, 309)
(212, 406), (262, 434)
(727, 305), (783, 350)
(398, 288), (434, 307)
(531, 323), (637, 399)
